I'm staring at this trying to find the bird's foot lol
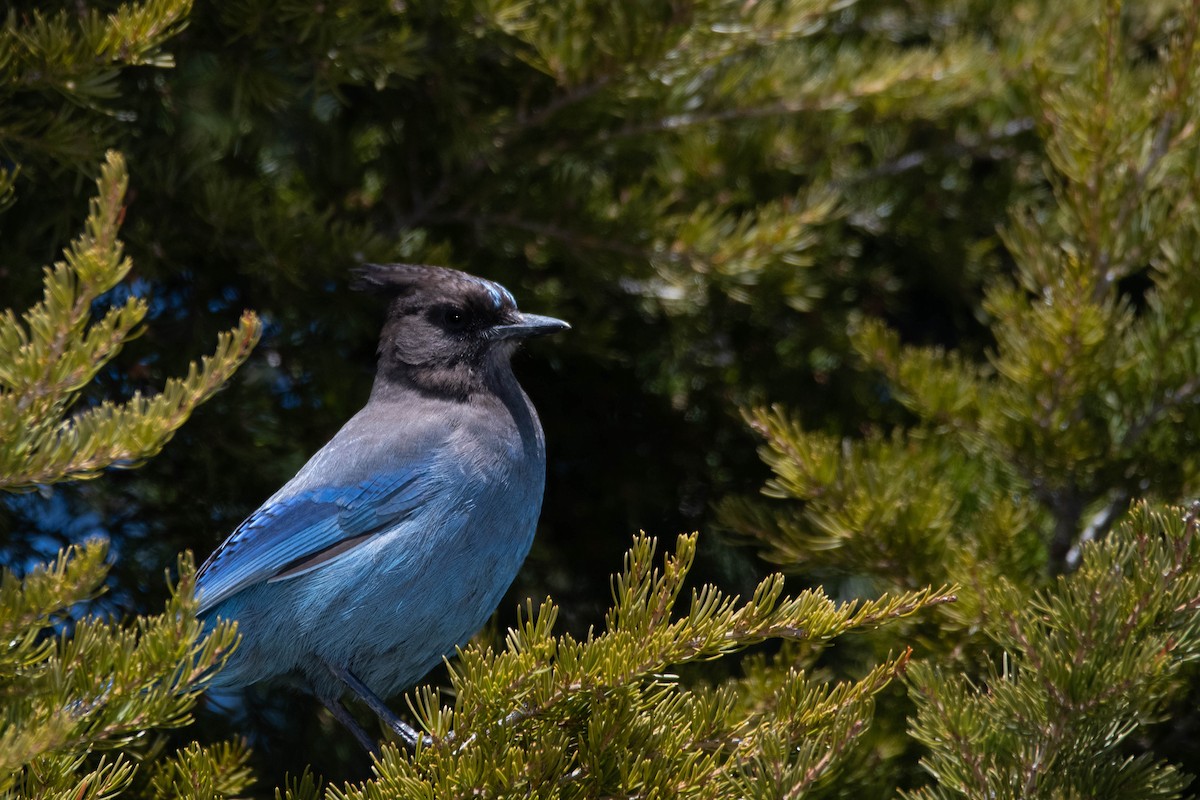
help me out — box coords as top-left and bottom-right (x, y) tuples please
(322, 658), (431, 751)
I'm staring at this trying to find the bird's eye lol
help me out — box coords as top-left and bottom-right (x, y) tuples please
(433, 305), (468, 332)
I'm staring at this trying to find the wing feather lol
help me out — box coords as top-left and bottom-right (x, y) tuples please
(195, 469), (434, 611)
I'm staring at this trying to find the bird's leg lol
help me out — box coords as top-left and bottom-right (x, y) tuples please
(318, 694), (380, 755)
(321, 658), (426, 749)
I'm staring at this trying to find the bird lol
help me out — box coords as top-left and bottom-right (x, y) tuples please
(194, 263), (569, 750)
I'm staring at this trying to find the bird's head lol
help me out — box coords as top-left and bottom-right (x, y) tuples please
(352, 263), (569, 398)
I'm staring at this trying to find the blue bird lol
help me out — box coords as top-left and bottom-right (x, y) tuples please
(195, 264), (568, 750)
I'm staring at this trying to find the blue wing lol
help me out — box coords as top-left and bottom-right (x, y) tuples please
(195, 469), (434, 612)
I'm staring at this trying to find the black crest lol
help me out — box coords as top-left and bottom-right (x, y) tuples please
(351, 263), (518, 311)
(351, 263), (450, 296)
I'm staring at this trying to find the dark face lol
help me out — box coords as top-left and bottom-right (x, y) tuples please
(354, 264), (566, 399)
(357, 266), (523, 398)
(382, 277), (519, 371)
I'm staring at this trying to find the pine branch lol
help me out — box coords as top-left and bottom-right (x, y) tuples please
(319, 534), (953, 798)
(0, 540), (110, 676)
(0, 0), (192, 167)
(0, 151), (261, 490)
(147, 740), (254, 800)
(905, 502), (1200, 799)
(0, 550), (240, 795)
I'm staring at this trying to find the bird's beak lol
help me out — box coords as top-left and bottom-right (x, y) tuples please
(487, 313), (571, 341)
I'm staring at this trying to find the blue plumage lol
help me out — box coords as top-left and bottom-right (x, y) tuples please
(195, 264), (567, 749)
(196, 469), (431, 608)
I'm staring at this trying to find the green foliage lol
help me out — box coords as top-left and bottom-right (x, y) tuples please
(726, 407), (1044, 631)
(906, 503), (1200, 799)
(147, 741), (255, 800)
(0, 0), (1052, 772)
(1, 45), (262, 794)
(0, 543), (248, 799)
(853, 0), (1200, 570)
(721, 0), (1200, 794)
(0, 165), (16, 215)
(0, 151), (261, 490)
(304, 534), (951, 799)
(0, 0), (192, 177)
(725, 0), (1200, 601)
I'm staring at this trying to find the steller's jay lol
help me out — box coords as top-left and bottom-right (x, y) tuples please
(195, 264), (568, 750)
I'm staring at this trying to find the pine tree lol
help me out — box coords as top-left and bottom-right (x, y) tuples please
(0, 542), (250, 799)
(0, 0), (192, 207)
(723, 0), (1200, 793)
(1, 152), (260, 491)
(0, 153), (259, 795)
(6, 0), (1200, 796)
(905, 503), (1200, 799)
(288, 535), (952, 799)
